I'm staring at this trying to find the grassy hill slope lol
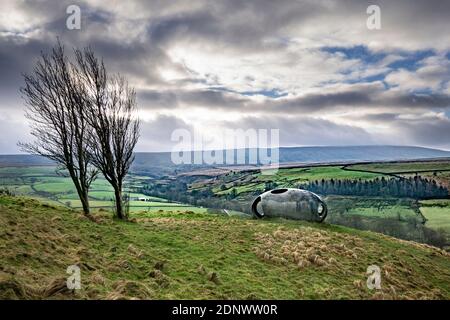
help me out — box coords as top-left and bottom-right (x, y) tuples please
(1, 195), (449, 300)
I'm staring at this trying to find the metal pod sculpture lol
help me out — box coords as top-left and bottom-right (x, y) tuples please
(251, 188), (327, 222)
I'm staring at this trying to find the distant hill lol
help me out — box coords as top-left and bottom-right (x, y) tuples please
(1, 146), (450, 176)
(0, 154), (54, 167)
(277, 145), (450, 163)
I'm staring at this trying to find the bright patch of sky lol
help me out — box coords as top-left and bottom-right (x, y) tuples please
(387, 50), (435, 71)
(322, 45), (387, 65)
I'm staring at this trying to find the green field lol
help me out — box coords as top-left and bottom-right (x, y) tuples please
(257, 166), (382, 182)
(1, 194), (449, 300)
(421, 207), (450, 233)
(0, 166), (57, 176)
(88, 191), (168, 202)
(420, 200), (450, 233)
(345, 206), (420, 221)
(323, 196), (428, 235)
(0, 166), (200, 213)
(347, 161), (450, 174)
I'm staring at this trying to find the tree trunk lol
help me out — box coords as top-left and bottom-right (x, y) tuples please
(69, 169), (91, 216)
(114, 186), (124, 220)
(79, 191), (90, 215)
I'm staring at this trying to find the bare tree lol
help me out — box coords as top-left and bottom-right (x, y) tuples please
(76, 48), (140, 220)
(19, 42), (97, 216)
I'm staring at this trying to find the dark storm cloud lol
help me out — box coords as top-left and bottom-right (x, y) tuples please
(0, 37), (48, 93)
(394, 118), (450, 148)
(273, 91), (450, 114)
(358, 113), (399, 122)
(351, 112), (450, 148)
(137, 84), (450, 114)
(222, 115), (375, 147)
(138, 88), (249, 110)
(86, 38), (169, 85)
(385, 93), (450, 109)
(146, 10), (219, 46)
(138, 114), (193, 152)
(143, 0), (325, 52)
(272, 90), (376, 113)
(138, 90), (179, 109)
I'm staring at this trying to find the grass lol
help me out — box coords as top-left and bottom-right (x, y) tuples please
(0, 166), (114, 197)
(420, 200), (450, 233)
(1, 194), (449, 300)
(58, 200), (200, 213)
(323, 196), (429, 238)
(231, 183), (266, 196)
(89, 191), (168, 202)
(421, 208), (450, 233)
(0, 166), (57, 176)
(33, 181), (78, 193)
(327, 197), (419, 219)
(256, 166), (382, 183)
(0, 165), (181, 211)
(348, 161), (450, 174)
(346, 206), (421, 222)
(131, 206), (208, 215)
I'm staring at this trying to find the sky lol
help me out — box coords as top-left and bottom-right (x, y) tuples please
(0, 0), (450, 153)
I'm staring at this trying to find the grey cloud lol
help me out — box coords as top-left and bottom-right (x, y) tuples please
(137, 114), (193, 152)
(138, 89), (248, 110)
(1, 0), (450, 153)
(137, 85), (450, 114)
(383, 93), (450, 109)
(138, 90), (179, 109)
(276, 90), (450, 114)
(144, 0), (323, 52)
(0, 37), (49, 94)
(394, 118), (450, 148)
(274, 90), (376, 113)
(221, 115), (375, 147)
(351, 112), (450, 149)
(357, 113), (399, 122)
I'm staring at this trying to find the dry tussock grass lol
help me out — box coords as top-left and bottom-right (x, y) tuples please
(127, 244), (145, 259)
(148, 269), (170, 288)
(253, 227), (364, 269)
(195, 264), (220, 285)
(0, 273), (75, 299)
(253, 226), (449, 299)
(106, 279), (153, 300)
